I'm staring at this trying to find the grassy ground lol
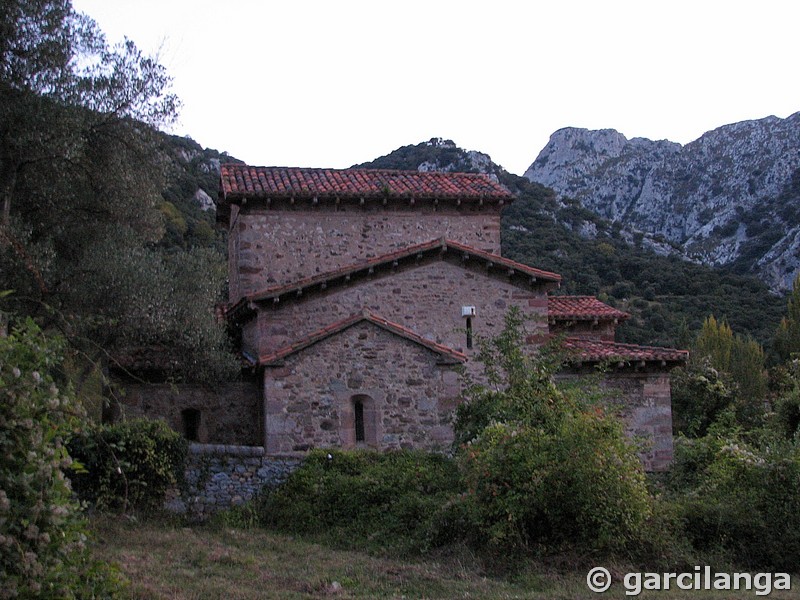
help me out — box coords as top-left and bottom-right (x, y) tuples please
(89, 516), (797, 599)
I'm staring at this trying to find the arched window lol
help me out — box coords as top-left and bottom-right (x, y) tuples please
(181, 408), (201, 442)
(350, 394), (374, 446)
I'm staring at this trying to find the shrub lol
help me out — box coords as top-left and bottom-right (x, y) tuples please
(68, 419), (188, 512)
(453, 308), (652, 555)
(457, 415), (651, 555)
(668, 429), (800, 570)
(771, 360), (800, 439)
(259, 449), (461, 554)
(775, 388), (800, 439)
(670, 361), (734, 437)
(0, 318), (126, 598)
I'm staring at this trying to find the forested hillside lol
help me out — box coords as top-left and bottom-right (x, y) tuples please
(359, 139), (786, 349)
(158, 133), (240, 253)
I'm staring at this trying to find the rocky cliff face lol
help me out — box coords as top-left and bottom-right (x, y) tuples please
(524, 113), (800, 291)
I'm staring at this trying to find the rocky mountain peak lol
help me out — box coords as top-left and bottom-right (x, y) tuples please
(524, 113), (800, 291)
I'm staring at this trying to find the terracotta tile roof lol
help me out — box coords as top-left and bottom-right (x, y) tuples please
(259, 310), (466, 366)
(228, 238), (560, 315)
(548, 296), (630, 322)
(561, 337), (688, 365)
(444, 239), (561, 282)
(219, 165), (514, 202)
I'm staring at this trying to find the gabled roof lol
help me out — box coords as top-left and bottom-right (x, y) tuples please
(228, 238), (561, 319)
(259, 311), (466, 366)
(548, 296), (630, 322)
(561, 337), (688, 366)
(219, 165), (514, 203)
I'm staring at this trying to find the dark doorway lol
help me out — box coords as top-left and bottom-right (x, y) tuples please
(181, 408), (201, 442)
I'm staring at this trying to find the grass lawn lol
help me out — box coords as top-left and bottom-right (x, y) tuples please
(89, 516), (797, 599)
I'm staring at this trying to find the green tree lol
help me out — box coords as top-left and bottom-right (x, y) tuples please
(691, 315), (766, 425)
(0, 0), (100, 96)
(67, 419), (187, 513)
(694, 316), (733, 370)
(769, 360), (800, 439)
(730, 334), (767, 421)
(774, 274), (800, 361)
(0, 1), (237, 386)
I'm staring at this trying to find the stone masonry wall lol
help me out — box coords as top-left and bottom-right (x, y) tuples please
(256, 259), (550, 380)
(557, 369), (674, 471)
(263, 321), (462, 454)
(119, 379), (261, 446)
(166, 444), (302, 519)
(230, 206), (502, 303)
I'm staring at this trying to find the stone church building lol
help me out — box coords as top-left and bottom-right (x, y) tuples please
(121, 165), (687, 471)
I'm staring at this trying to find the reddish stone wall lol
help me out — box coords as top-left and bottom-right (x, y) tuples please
(118, 379), (261, 446)
(557, 369), (674, 471)
(255, 259), (549, 379)
(263, 321), (462, 454)
(228, 205), (502, 303)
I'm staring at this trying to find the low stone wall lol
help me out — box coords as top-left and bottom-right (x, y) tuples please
(117, 379), (262, 446)
(167, 444), (302, 518)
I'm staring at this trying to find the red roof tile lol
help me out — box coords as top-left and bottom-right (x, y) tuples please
(219, 165), (514, 202)
(548, 296), (630, 322)
(444, 239), (561, 282)
(259, 311), (467, 366)
(231, 238), (561, 314)
(561, 337), (688, 364)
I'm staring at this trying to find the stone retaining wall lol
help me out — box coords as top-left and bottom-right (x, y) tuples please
(167, 444), (302, 518)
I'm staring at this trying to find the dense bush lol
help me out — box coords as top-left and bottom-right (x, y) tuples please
(668, 428), (800, 571)
(68, 419), (188, 512)
(670, 361), (734, 437)
(258, 449), (461, 554)
(774, 274), (800, 362)
(774, 388), (800, 439)
(457, 416), (651, 554)
(452, 308), (651, 555)
(0, 318), (125, 598)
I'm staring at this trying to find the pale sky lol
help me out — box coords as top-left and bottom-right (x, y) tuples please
(73, 0), (799, 176)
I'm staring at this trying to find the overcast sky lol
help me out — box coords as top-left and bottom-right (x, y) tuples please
(72, 0), (799, 176)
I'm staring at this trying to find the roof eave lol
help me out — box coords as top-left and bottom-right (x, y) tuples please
(257, 312), (467, 367)
(564, 353), (688, 368)
(241, 239), (560, 309)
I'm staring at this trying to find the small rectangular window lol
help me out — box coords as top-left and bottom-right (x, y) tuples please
(354, 400), (365, 442)
(466, 317), (473, 349)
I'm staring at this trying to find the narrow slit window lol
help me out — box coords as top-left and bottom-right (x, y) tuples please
(354, 400), (365, 442)
(466, 316), (473, 349)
